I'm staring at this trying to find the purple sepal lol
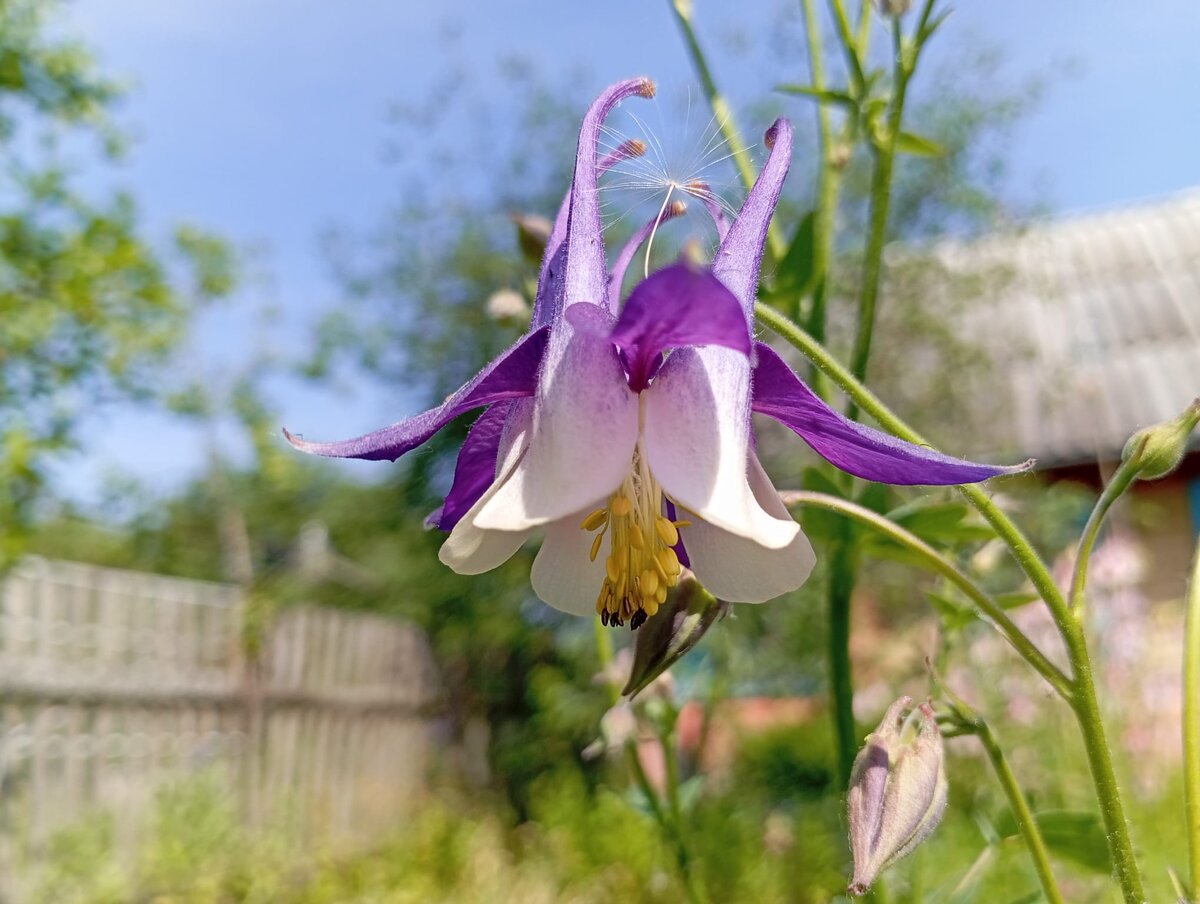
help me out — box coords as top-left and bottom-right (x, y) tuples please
(607, 262), (751, 392)
(713, 119), (793, 317)
(751, 343), (1032, 485)
(284, 326), (548, 462)
(437, 403), (510, 531)
(534, 142), (643, 330)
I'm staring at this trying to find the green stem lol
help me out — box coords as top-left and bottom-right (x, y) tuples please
(1060, 627), (1146, 904)
(664, 723), (710, 904)
(828, 529), (859, 788)
(798, 0), (842, 404)
(1068, 455), (1140, 616)
(625, 737), (706, 903)
(755, 306), (1146, 900)
(845, 17), (909, 422)
(668, 0), (785, 262)
(974, 720), (1065, 904)
(1183, 536), (1200, 901)
(826, 0), (866, 95)
(783, 491), (1072, 699)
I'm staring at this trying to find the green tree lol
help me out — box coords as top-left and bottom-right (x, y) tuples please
(0, 0), (187, 562)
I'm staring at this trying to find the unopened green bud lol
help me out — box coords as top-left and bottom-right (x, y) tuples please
(848, 698), (947, 896)
(1121, 398), (1200, 480)
(622, 572), (728, 699)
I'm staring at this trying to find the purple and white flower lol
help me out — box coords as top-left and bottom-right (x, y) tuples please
(285, 78), (1026, 628)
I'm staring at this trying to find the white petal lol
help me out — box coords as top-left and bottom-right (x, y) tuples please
(683, 453), (816, 603)
(475, 333), (638, 531)
(643, 346), (797, 549)
(439, 428), (535, 574)
(530, 509), (608, 616)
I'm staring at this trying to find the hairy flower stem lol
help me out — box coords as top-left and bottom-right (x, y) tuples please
(757, 303), (1147, 902)
(949, 711), (1064, 904)
(1068, 455), (1140, 616)
(845, 15), (915, 423)
(1185, 536), (1200, 901)
(1061, 628), (1146, 903)
(668, 0), (785, 262)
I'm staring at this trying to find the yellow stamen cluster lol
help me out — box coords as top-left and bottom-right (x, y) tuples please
(580, 455), (688, 629)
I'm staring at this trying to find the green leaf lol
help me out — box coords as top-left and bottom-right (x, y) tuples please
(894, 131), (946, 157)
(775, 84), (857, 109)
(919, 8), (954, 43)
(888, 500), (991, 546)
(856, 481), (891, 516)
(769, 210), (816, 301)
(926, 591), (976, 631)
(994, 590), (1039, 611)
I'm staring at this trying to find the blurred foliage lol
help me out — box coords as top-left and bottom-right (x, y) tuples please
(29, 756), (1192, 903)
(0, 0), (235, 563)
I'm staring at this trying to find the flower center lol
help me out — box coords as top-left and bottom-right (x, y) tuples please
(580, 442), (687, 629)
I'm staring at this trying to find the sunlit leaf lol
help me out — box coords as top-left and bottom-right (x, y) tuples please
(894, 131), (946, 157)
(775, 84), (857, 108)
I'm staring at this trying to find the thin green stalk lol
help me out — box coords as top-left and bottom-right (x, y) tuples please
(668, 0), (785, 261)
(845, 17), (909, 422)
(625, 737), (707, 904)
(782, 490), (1072, 699)
(799, 0), (842, 404)
(1183, 536), (1200, 900)
(826, 0), (866, 95)
(1068, 455), (1140, 616)
(664, 722), (710, 904)
(936, 678), (1062, 902)
(1060, 627), (1146, 904)
(955, 714), (1064, 904)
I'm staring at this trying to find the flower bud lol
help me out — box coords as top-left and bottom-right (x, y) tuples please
(621, 572), (728, 698)
(1121, 398), (1200, 480)
(873, 0), (912, 15)
(847, 697), (947, 896)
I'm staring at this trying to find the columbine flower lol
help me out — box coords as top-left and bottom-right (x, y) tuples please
(284, 77), (1027, 628)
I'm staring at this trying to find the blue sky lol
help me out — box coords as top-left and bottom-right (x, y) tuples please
(50, 0), (1200, 507)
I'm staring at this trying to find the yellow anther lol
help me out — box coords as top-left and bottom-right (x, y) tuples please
(655, 585), (667, 606)
(644, 598), (659, 617)
(605, 556), (621, 584)
(630, 523), (645, 549)
(655, 547), (678, 574)
(665, 572), (679, 589)
(610, 495), (632, 517)
(640, 569), (659, 597)
(673, 519), (692, 529)
(581, 509), (608, 531)
(595, 594), (606, 615)
(589, 533), (604, 562)
(654, 517), (679, 547)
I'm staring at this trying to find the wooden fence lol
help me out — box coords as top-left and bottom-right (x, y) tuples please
(0, 557), (442, 891)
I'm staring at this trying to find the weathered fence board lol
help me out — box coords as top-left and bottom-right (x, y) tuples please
(0, 557), (442, 894)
